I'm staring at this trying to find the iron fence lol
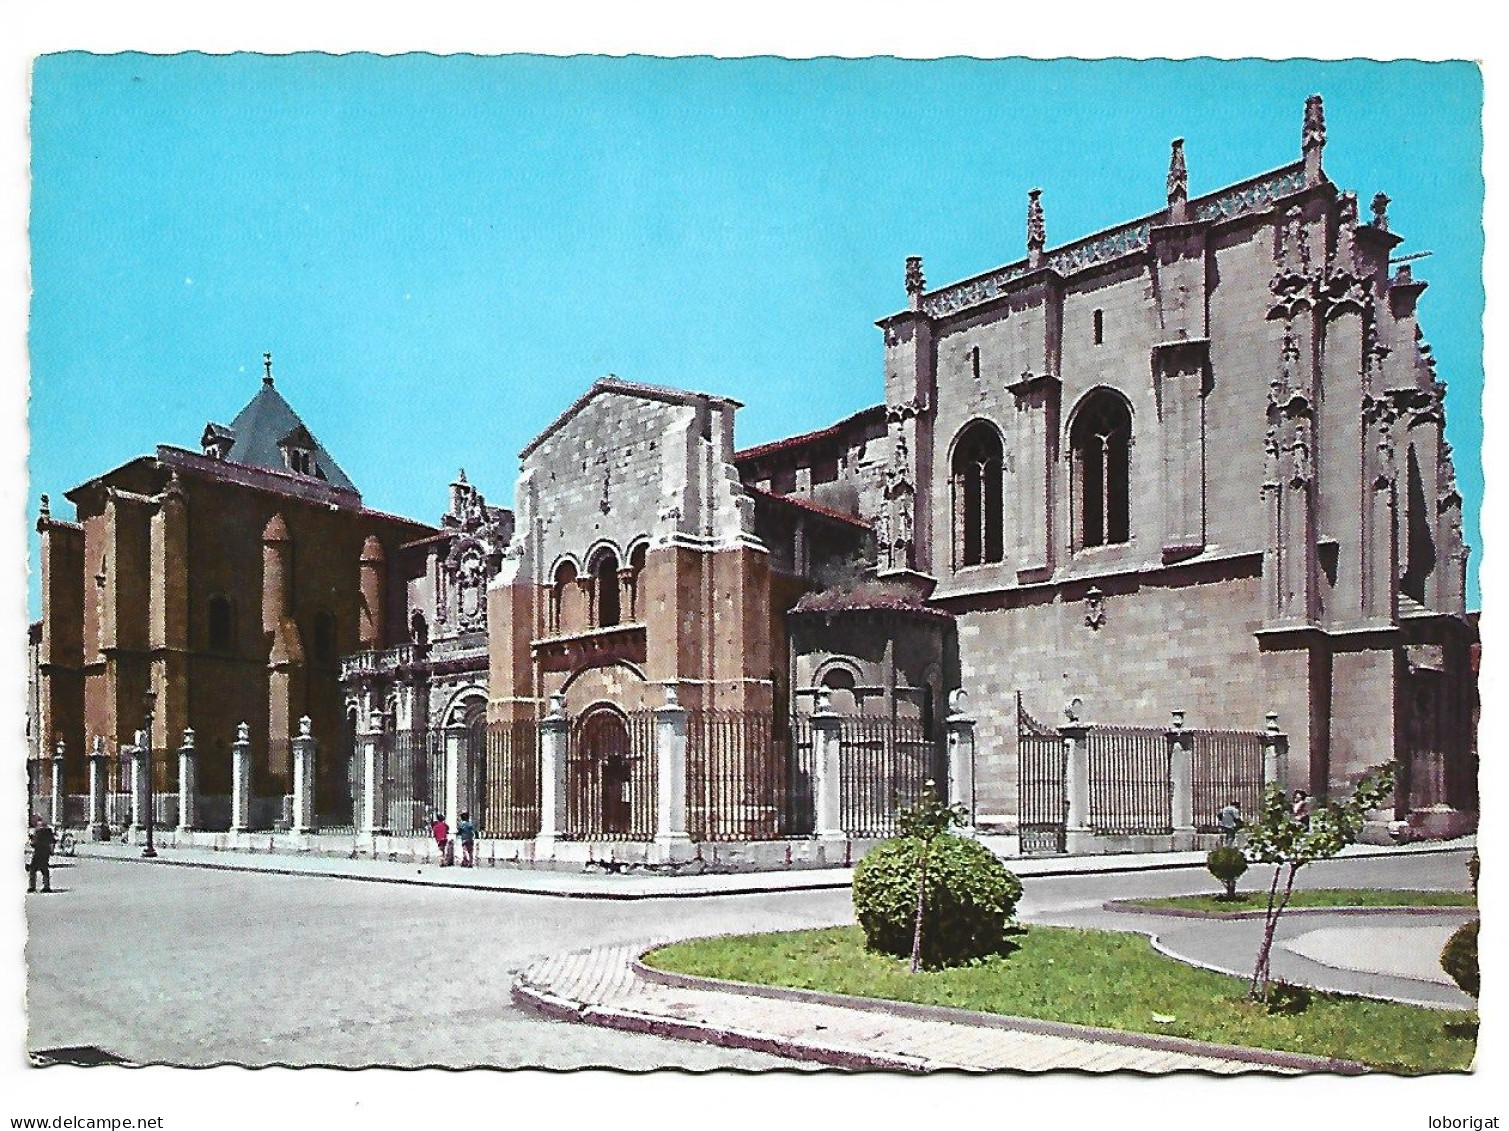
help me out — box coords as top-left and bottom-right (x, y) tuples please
(385, 728), (446, 835)
(686, 711), (812, 841)
(1086, 726), (1171, 835)
(1017, 694), (1066, 854)
(837, 716), (939, 839)
(477, 718), (541, 838)
(316, 738), (360, 836)
(565, 709), (656, 841)
(1190, 728), (1266, 832)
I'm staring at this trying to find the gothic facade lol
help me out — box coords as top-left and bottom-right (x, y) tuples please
(32, 96), (1476, 843)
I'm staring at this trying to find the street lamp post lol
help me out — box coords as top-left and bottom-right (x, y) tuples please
(142, 690), (158, 859)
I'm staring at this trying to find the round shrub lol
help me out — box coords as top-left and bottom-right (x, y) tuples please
(1206, 846), (1249, 898)
(1440, 919), (1478, 998)
(1468, 850), (1480, 895)
(852, 835), (1022, 968)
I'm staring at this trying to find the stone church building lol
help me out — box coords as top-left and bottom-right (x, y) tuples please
(30, 96), (1476, 847)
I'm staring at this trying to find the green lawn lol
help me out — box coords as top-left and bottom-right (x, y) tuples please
(643, 925), (1476, 1074)
(1124, 889), (1478, 915)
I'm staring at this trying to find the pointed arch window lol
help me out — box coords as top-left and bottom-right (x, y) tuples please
(951, 422), (1005, 568)
(1070, 392), (1132, 550)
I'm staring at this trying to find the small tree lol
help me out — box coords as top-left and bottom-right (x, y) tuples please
(895, 780), (968, 974)
(1206, 846), (1248, 899)
(1242, 764), (1395, 1001)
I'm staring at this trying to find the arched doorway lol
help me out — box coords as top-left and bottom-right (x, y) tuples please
(569, 706), (653, 838)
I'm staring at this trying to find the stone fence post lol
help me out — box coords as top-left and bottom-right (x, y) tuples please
(1262, 712), (1288, 791)
(231, 722), (253, 833)
(654, 685), (692, 858)
(291, 716), (317, 836)
(129, 733), (151, 837)
(177, 728), (198, 834)
(88, 737), (109, 841)
(1167, 710), (1195, 850)
(945, 690), (977, 835)
(444, 714), (467, 836)
(811, 691), (845, 842)
(50, 740), (66, 829)
(1059, 722), (1090, 854)
(535, 695), (569, 852)
(361, 711), (388, 837)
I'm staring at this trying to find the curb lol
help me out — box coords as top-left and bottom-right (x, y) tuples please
(71, 848), (854, 901)
(629, 947), (1366, 1075)
(508, 977), (923, 1071)
(1101, 898), (1479, 921)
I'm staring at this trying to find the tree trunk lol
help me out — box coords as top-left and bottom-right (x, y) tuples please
(910, 840), (930, 974)
(1249, 862), (1300, 1000)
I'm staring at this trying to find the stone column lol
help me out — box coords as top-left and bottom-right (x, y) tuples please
(361, 711), (387, 837)
(231, 722), (253, 833)
(811, 692), (845, 842)
(129, 734), (151, 837)
(654, 685), (692, 858)
(1060, 723), (1091, 854)
(535, 695), (569, 852)
(291, 716), (317, 836)
(1167, 710), (1195, 850)
(50, 740), (66, 829)
(944, 690), (977, 834)
(88, 737), (109, 841)
(1262, 712), (1289, 791)
(177, 728), (198, 834)
(444, 714), (467, 834)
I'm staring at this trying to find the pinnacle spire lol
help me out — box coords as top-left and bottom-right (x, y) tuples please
(1167, 138), (1188, 221)
(263, 351), (274, 386)
(1303, 94), (1326, 186)
(1027, 189), (1045, 267)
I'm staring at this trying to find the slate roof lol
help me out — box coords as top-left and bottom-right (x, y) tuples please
(216, 378), (357, 492)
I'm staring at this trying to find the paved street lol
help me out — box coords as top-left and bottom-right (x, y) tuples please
(24, 846), (1474, 1068)
(24, 857), (848, 1069)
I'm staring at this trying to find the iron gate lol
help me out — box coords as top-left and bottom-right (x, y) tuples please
(1017, 693), (1066, 854)
(565, 708), (656, 841)
(478, 718), (541, 838)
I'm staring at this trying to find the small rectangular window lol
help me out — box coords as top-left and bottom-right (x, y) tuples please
(1093, 309), (1104, 346)
(969, 345), (982, 379)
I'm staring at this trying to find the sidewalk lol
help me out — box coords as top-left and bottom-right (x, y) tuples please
(512, 943), (1360, 1073)
(71, 834), (1473, 900)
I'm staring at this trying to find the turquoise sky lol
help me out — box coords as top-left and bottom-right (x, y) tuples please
(27, 54), (1484, 611)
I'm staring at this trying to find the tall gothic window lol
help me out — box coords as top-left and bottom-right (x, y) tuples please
(1401, 444), (1436, 604)
(592, 548), (621, 628)
(207, 595), (234, 652)
(951, 422), (1004, 568)
(312, 610), (337, 665)
(1070, 391), (1132, 550)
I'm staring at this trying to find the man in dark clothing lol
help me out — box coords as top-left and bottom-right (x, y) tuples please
(28, 821), (56, 893)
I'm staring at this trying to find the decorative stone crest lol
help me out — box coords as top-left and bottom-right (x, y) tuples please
(1083, 586), (1107, 631)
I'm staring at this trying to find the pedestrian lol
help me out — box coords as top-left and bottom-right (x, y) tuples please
(28, 818), (56, 894)
(457, 811), (477, 868)
(431, 812), (451, 866)
(1291, 789), (1312, 826)
(1216, 799), (1244, 845)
